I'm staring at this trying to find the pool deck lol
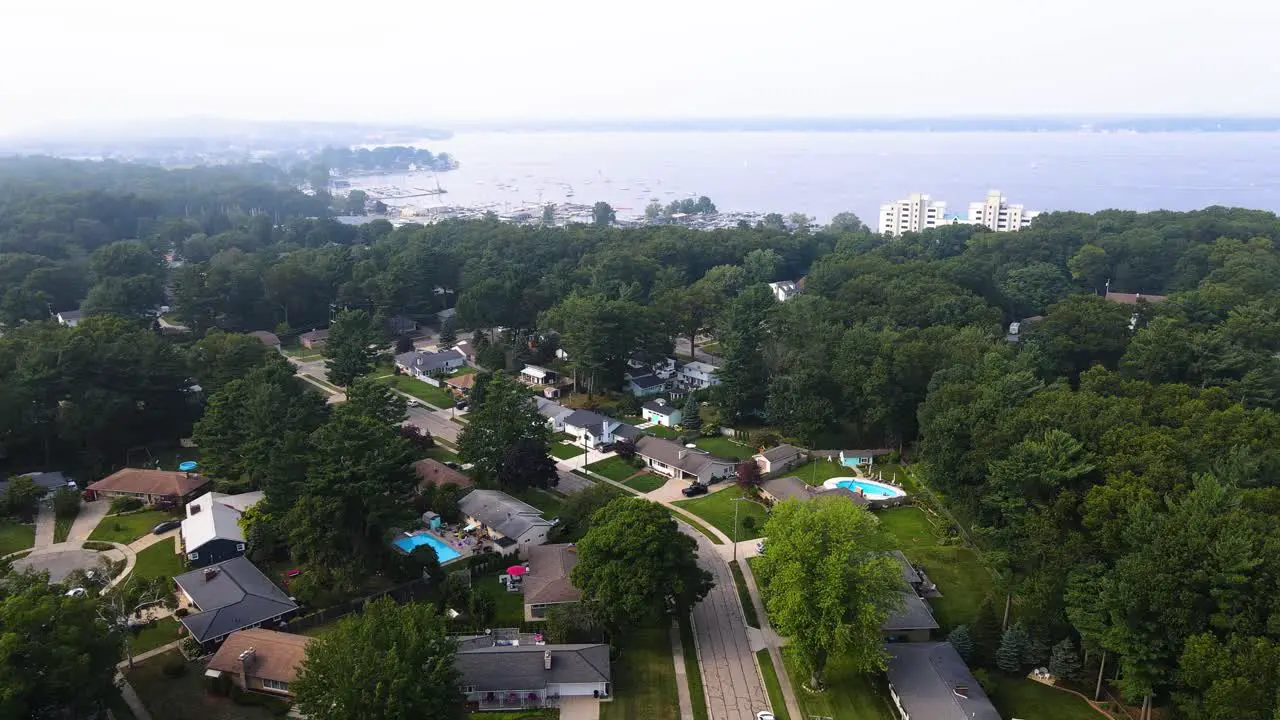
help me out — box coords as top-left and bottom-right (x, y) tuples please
(822, 477), (907, 500)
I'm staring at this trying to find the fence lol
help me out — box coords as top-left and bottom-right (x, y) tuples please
(283, 577), (433, 634)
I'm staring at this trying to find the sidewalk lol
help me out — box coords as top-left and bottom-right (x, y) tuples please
(670, 620), (696, 720)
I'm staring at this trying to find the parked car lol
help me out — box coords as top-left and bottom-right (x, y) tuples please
(756, 541), (766, 555)
(152, 520), (181, 534)
(756, 713), (776, 720)
(64, 587), (86, 598)
(681, 483), (708, 497)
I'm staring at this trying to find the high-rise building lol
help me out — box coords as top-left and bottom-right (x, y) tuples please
(878, 193), (948, 235)
(967, 190), (1040, 231)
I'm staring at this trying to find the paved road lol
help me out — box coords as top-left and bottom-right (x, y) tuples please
(683, 522), (768, 720)
(404, 405), (461, 444)
(555, 470), (594, 495)
(674, 336), (723, 366)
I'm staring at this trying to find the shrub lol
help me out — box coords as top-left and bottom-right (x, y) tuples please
(175, 607), (189, 618)
(52, 489), (80, 519)
(109, 496), (144, 513)
(81, 541), (115, 551)
(162, 658), (187, 678)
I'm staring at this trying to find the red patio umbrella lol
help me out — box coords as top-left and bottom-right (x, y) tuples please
(507, 565), (528, 577)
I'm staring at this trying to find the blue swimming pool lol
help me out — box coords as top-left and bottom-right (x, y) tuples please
(393, 532), (462, 563)
(823, 477), (906, 499)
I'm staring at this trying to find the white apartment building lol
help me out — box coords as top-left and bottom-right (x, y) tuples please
(878, 193), (949, 235)
(967, 190), (1040, 231)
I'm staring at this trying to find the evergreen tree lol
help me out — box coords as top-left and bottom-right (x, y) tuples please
(997, 622), (1031, 673)
(949, 624), (974, 663)
(970, 597), (1003, 668)
(325, 309), (379, 386)
(438, 317), (457, 346)
(1049, 637), (1081, 681)
(682, 394), (702, 431)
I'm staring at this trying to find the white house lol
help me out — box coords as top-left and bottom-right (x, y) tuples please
(641, 399), (682, 427)
(635, 436), (733, 485)
(535, 397), (574, 432)
(561, 409), (641, 449)
(395, 348), (466, 382)
(768, 281), (800, 302)
(55, 310), (82, 328)
(677, 361), (720, 390)
(754, 444), (804, 475)
(520, 365), (557, 386)
(459, 490), (553, 555)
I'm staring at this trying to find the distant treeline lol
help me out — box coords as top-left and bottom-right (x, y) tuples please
(315, 146), (458, 175)
(459, 116), (1280, 133)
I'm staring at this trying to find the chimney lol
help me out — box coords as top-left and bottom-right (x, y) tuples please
(543, 651), (552, 670)
(238, 647), (256, 690)
(678, 450), (687, 460)
(203, 567), (218, 581)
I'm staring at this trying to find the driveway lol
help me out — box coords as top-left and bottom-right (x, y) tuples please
(557, 697), (601, 720)
(67, 498), (111, 544)
(555, 470), (595, 495)
(13, 548), (104, 583)
(682, 522), (769, 720)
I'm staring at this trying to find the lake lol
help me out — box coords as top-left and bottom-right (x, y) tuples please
(347, 131), (1280, 223)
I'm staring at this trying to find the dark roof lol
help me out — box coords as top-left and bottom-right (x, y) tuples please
(175, 557), (298, 643)
(386, 315), (418, 333)
(760, 476), (812, 502)
(459, 490), (551, 539)
(844, 448), (893, 458)
(886, 642), (1000, 720)
(613, 423), (644, 441)
(883, 592), (940, 632)
(455, 643), (611, 691)
(523, 543), (581, 606)
(758, 444), (801, 462)
(887, 550), (923, 586)
(642, 400), (679, 417)
(414, 458), (473, 489)
(57, 310), (82, 322)
(89, 468), (209, 497)
(628, 374), (665, 390)
(562, 409), (615, 438)
(299, 328), (329, 342)
(247, 330), (281, 346)
(396, 348), (465, 373)
(635, 436), (726, 475)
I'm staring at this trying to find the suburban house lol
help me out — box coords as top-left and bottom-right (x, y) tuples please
(0, 470), (76, 501)
(413, 458), (473, 490)
(535, 398), (575, 432)
(205, 628), (312, 698)
(459, 490), (553, 555)
(561, 409), (633, 449)
(88, 468), (210, 506)
(520, 365), (558, 386)
(1004, 315), (1044, 344)
(641, 399), (682, 427)
(521, 543), (582, 620)
(885, 642), (1000, 720)
(395, 348), (467, 381)
(181, 490), (264, 568)
(247, 330), (281, 348)
(299, 329), (329, 349)
(454, 339), (476, 363)
(676, 361), (720, 390)
(386, 315), (418, 335)
(624, 354), (676, 397)
(626, 373), (666, 397)
(455, 632), (611, 711)
(635, 436), (733, 485)
(768, 280), (801, 302)
(841, 448), (893, 466)
(175, 556), (299, 646)
(445, 373), (476, 395)
(754, 444), (804, 475)
(55, 309), (83, 327)
(881, 550), (940, 642)
(759, 475), (868, 507)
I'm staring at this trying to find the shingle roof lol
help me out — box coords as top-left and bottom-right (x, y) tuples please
(883, 592), (940, 632)
(613, 423), (644, 441)
(1105, 291), (1168, 305)
(247, 331), (281, 346)
(455, 644), (611, 691)
(396, 348), (465, 373)
(206, 629), (313, 684)
(886, 550), (922, 586)
(414, 458), (473, 489)
(459, 490), (551, 540)
(635, 436), (718, 475)
(758, 444), (801, 462)
(760, 476), (812, 502)
(844, 448), (894, 458)
(0, 471), (74, 496)
(628, 374), (665, 390)
(299, 329), (328, 343)
(522, 544), (581, 606)
(175, 557), (298, 643)
(182, 491), (261, 552)
(642, 400), (678, 417)
(885, 642), (1000, 720)
(89, 468), (209, 498)
(563, 409), (615, 438)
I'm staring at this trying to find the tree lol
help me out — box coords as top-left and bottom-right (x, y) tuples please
(755, 498), (903, 689)
(1001, 262), (1071, 317)
(1049, 637), (1081, 681)
(3, 475), (41, 520)
(736, 460), (762, 488)
(1027, 295), (1134, 380)
(1069, 243), (1111, 292)
(571, 498), (712, 635)
(292, 598), (463, 720)
(616, 393), (640, 417)
(545, 603), (602, 644)
(542, 203), (556, 225)
(950, 625), (975, 663)
(438, 316), (457, 346)
(0, 570), (122, 718)
(325, 309), (380, 386)
(681, 394), (702, 432)
(343, 376), (408, 426)
(612, 437), (637, 460)
(741, 248), (780, 285)
(788, 212), (811, 231)
(828, 212), (866, 233)
(644, 202), (663, 221)
(187, 329), (270, 393)
(99, 574), (175, 669)
(554, 484), (623, 542)
(715, 284), (775, 420)
(345, 189), (368, 215)
(1176, 633), (1280, 720)
(457, 372), (552, 485)
(592, 201), (616, 227)
(496, 437), (560, 492)
(542, 293), (645, 396)
(997, 622), (1031, 673)
(761, 213), (786, 230)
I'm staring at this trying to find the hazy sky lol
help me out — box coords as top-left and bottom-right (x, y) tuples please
(3, 0), (1279, 135)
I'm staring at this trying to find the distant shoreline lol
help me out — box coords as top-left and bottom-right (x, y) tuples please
(447, 117), (1280, 134)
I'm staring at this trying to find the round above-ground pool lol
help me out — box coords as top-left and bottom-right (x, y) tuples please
(823, 477), (906, 499)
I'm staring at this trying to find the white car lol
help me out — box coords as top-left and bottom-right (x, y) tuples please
(64, 587), (86, 598)
(756, 712), (776, 720)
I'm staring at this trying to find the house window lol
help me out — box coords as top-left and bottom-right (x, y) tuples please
(236, 543), (246, 551)
(188, 552), (199, 560)
(262, 679), (290, 692)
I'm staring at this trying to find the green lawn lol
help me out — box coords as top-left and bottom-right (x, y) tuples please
(380, 374), (454, 408)
(424, 446), (459, 463)
(728, 561), (760, 628)
(586, 456), (644, 482)
(990, 677), (1104, 720)
(875, 507), (992, 631)
(692, 436), (753, 461)
(600, 628), (679, 720)
(53, 504), (78, 543)
(671, 510), (724, 545)
(790, 459), (855, 486)
(782, 651), (896, 720)
(132, 539), (186, 581)
(511, 488), (565, 519)
(473, 569), (529, 626)
(674, 486), (769, 542)
(88, 509), (178, 545)
(755, 650), (790, 720)
(129, 618), (183, 656)
(127, 649), (282, 720)
(678, 616), (709, 720)
(0, 522), (35, 555)
(645, 424), (680, 439)
(550, 442), (586, 460)
(624, 473), (668, 493)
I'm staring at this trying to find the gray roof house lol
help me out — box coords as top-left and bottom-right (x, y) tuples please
(521, 543), (582, 620)
(535, 397), (575, 432)
(886, 642), (1001, 720)
(395, 348), (466, 377)
(759, 475), (869, 507)
(561, 409), (628, 449)
(754, 444), (803, 474)
(55, 310), (82, 327)
(459, 490), (553, 554)
(174, 556), (298, 645)
(455, 637), (611, 711)
(881, 551), (940, 642)
(635, 436), (733, 485)
(0, 471), (76, 499)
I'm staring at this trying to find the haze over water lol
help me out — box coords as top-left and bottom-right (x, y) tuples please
(351, 131), (1280, 222)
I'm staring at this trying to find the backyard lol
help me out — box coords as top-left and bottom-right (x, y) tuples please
(0, 521), (34, 555)
(673, 486), (769, 542)
(644, 424), (680, 439)
(876, 506), (991, 631)
(584, 456), (644, 482)
(789, 459), (855, 486)
(691, 436), (754, 461)
(379, 374), (455, 408)
(510, 487), (566, 520)
(424, 446), (459, 464)
(132, 538), (187, 580)
(989, 677), (1106, 720)
(89, 509), (180, 545)
(599, 627), (679, 720)
(126, 649), (284, 720)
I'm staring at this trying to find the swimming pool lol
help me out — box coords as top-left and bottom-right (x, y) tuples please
(393, 532), (462, 563)
(823, 477), (906, 499)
